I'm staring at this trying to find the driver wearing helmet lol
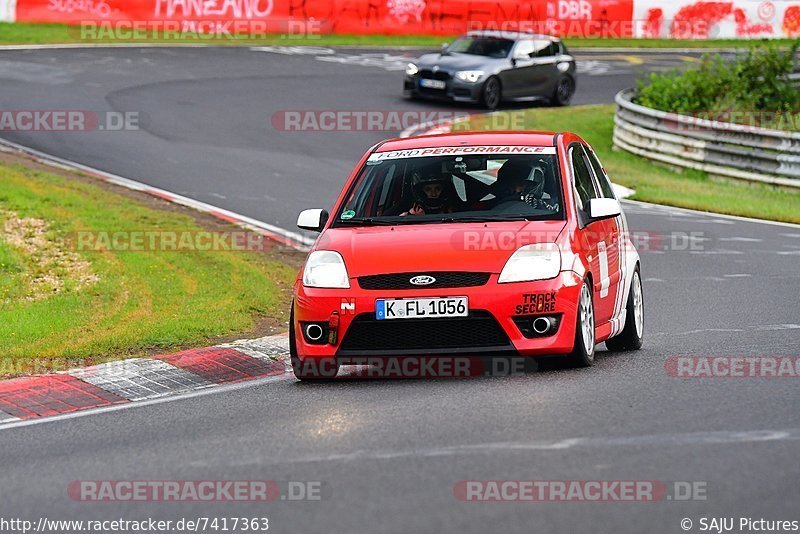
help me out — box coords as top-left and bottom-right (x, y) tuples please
(401, 168), (458, 216)
(492, 159), (560, 211)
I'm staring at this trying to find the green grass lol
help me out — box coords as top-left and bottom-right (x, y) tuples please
(0, 162), (295, 367)
(457, 105), (800, 224)
(2, 22), (796, 48)
(0, 239), (27, 302)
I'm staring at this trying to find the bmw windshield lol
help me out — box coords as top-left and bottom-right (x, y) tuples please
(333, 146), (564, 227)
(444, 37), (515, 58)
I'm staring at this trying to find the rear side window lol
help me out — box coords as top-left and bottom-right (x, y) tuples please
(514, 40), (535, 58)
(570, 147), (597, 211)
(533, 40), (557, 58)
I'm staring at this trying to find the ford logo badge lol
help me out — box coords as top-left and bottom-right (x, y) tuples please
(410, 275), (436, 286)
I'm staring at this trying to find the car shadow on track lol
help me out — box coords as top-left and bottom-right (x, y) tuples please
(291, 345), (633, 385)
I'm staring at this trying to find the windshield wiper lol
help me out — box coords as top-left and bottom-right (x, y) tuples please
(439, 215), (535, 223)
(336, 218), (398, 226)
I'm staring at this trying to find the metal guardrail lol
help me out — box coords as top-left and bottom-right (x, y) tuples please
(613, 77), (800, 189)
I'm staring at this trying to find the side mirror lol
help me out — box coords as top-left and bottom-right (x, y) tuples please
(588, 198), (621, 220)
(297, 208), (329, 232)
(440, 43), (449, 54)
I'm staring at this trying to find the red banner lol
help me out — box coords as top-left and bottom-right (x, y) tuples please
(635, 0), (800, 38)
(12, 0), (799, 38)
(14, 0), (636, 37)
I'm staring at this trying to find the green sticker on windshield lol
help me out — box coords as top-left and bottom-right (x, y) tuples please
(341, 210), (356, 220)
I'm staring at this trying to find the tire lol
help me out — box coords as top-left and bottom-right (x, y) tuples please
(565, 279), (596, 368)
(289, 308), (339, 381)
(551, 76), (575, 107)
(605, 267), (644, 352)
(480, 76), (502, 110)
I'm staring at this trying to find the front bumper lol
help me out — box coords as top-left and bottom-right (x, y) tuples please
(403, 74), (483, 103)
(293, 271), (584, 361)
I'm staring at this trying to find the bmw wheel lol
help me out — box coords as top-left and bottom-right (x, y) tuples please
(551, 76), (575, 107)
(481, 76), (502, 110)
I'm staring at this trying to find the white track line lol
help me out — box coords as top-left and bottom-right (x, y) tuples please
(0, 372), (294, 432)
(403, 114), (800, 229)
(621, 199), (800, 229)
(0, 136), (314, 249)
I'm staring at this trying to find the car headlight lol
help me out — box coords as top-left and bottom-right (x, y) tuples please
(303, 251), (350, 289)
(498, 243), (561, 284)
(405, 63), (419, 76)
(455, 70), (484, 83)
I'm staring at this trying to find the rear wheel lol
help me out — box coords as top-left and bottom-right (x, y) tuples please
(605, 268), (644, 351)
(551, 76), (575, 107)
(565, 280), (596, 367)
(481, 76), (502, 110)
(289, 308), (339, 381)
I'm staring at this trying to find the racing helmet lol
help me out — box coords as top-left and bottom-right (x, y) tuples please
(411, 167), (450, 211)
(496, 159), (547, 200)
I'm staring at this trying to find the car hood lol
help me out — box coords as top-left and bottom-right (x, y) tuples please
(414, 53), (503, 72)
(317, 220), (566, 277)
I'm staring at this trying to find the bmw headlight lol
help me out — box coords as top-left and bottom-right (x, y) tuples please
(498, 243), (561, 284)
(303, 251), (350, 289)
(455, 70), (484, 83)
(405, 63), (419, 76)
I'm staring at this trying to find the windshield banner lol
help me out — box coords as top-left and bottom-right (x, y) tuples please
(368, 146), (558, 162)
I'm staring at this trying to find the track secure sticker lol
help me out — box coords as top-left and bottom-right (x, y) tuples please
(341, 210), (356, 220)
(516, 292), (556, 314)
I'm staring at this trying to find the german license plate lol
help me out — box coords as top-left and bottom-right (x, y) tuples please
(376, 297), (468, 320)
(420, 79), (446, 90)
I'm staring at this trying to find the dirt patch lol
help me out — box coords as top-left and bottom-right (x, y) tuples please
(0, 148), (304, 348)
(1, 208), (99, 301)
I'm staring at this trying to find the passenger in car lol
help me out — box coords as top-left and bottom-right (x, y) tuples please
(491, 159), (560, 211)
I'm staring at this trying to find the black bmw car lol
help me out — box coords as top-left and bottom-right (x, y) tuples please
(403, 31), (577, 110)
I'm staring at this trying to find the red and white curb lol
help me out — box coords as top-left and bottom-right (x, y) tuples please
(0, 334), (291, 427)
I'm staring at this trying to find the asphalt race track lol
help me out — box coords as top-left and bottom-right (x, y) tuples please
(0, 46), (701, 230)
(1, 46), (799, 533)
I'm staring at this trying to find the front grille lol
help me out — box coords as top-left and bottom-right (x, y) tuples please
(358, 272), (491, 290)
(419, 69), (451, 81)
(339, 311), (511, 354)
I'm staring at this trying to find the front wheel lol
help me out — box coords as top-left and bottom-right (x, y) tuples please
(605, 267), (644, 352)
(480, 76), (502, 110)
(565, 280), (596, 367)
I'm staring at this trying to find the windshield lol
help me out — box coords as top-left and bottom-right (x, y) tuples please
(333, 147), (564, 227)
(445, 37), (514, 58)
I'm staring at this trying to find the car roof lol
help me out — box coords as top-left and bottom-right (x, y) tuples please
(374, 131), (560, 153)
(465, 30), (561, 42)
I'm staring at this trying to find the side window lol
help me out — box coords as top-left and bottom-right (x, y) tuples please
(570, 146), (598, 212)
(534, 41), (557, 58)
(584, 147), (616, 199)
(514, 40), (535, 58)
